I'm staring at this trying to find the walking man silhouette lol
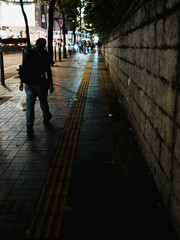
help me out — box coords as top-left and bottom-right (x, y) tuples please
(19, 38), (54, 136)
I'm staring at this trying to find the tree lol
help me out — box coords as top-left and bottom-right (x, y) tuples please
(48, 0), (56, 64)
(20, 0), (81, 61)
(55, 0), (67, 57)
(20, 0), (31, 50)
(83, 0), (132, 42)
(20, 0), (56, 64)
(63, 0), (81, 44)
(55, 0), (81, 57)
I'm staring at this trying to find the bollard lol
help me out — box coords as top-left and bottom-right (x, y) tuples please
(59, 46), (61, 62)
(22, 48), (25, 62)
(0, 50), (5, 86)
(63, 46), (67, 58)
(54, 46), (57, 62)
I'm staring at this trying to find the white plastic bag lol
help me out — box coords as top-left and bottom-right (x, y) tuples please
(17, 93), (26, 111)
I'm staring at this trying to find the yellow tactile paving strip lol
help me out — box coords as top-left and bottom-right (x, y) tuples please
(25, 54), (94, 239)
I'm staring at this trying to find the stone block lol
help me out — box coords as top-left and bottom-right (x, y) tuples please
(142, 23), (156, 48)
(153, 161), (171, 205)
(158, 49), (178, 83)
(146, 75), (175, 117)
(156, 19), (165, 47)
(129, 79), (139, 102)
(118, 48), (124, 59)
(117, 78), (128, 99)
(142, 138), (158, 176)
(156, 111), (174, 149)
(155, 0), (164, 15)
(144, 118), (160, 159)
(168, 191), (180, 239)
(164, 13), (179, 46)
(146, 75), (164, 106)
(135, 29), (141, 48)
(149, 49), (161, 76)
(139, 111), (146, 133)
(172, 160), (180, 201)
(166, 0), (179, 9)
(176, 94), (180, 126)
(162, 86), (175, 118)
(139, 5), (147, 25)
(141, 93), (154, 123)
(174, 126), (180, 164)
(138, 69), (149, 92)
(131, 97), (141, 123)
(147, 1), (157, 19)
(139, 25), (149, 48)
(160, 142), (172, 180)
(138, 137), (169, 205)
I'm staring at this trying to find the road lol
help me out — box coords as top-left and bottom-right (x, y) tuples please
(3, 52), (22, 80)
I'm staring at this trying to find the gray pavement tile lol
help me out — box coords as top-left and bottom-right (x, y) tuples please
(0, 221), (17, 229)
(21, 201), (36, 214)
(0, 51), (177, 239)
(18, 171), (48, 180)
(0, 163), (9, 175)
(7, 189), (41, 201)
(13, 179), (26, 190)
(0, 212), (19, 222)
(5, 165), (24, 172)
(11, 200), (26, 214)
(0, 171), (13, 179)
(15, 214), (31, 229)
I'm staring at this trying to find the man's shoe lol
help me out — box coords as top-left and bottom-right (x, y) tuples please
(27, 125), (34, 136)
(43, 113), (52, 124)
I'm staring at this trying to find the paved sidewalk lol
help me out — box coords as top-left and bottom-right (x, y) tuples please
(0, 50), (178, 240)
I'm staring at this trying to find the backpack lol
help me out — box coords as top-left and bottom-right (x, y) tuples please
(19, 49), (47, 84)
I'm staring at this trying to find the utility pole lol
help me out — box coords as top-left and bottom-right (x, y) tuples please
(80, 0), (82, 41)
(62, 12), (67, 58)
(59, 14), (63, 61)
(0, 50), (5, 86)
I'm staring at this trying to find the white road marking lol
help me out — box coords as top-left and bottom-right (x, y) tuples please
(4, 64), (20, 70)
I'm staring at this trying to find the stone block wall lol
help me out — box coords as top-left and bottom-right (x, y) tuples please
(101, 0), (180, 238)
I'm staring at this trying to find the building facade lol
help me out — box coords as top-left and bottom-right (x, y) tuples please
(0, 0), (48, 43)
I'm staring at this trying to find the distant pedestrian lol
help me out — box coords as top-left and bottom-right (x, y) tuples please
(91, 42), (94, 52)
(83, 40), (87, 54)
(68, 48), (72, 57)
(19, 38), (54, 136)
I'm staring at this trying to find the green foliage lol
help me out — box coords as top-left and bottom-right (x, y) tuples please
(83, 0), (132, 41)
(55, 0), (81, 23)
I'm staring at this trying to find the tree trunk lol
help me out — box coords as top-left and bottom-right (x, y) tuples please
(73, 18), (76, 44)
(73, 30), (76, 45)
(48, 0), (56, 65)
(62, 12), (67, 58)
(20, 0), (31, 51)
